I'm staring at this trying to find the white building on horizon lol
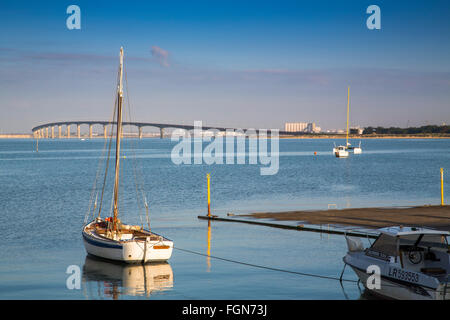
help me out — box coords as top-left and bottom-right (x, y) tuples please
(284, 122), (321, 133)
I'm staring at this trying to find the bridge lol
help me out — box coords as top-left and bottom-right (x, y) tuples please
(31, 121), (299, 139)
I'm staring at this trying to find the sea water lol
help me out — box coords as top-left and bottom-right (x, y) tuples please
(0, 138), (448, 299)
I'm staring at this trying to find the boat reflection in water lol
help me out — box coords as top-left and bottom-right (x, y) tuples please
(206, 220), (212, 272)
(82, 255), (173, 299)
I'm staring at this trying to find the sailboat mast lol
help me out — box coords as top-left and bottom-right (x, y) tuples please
(112, 47), (124, 230)
(346, 86), (350, 146)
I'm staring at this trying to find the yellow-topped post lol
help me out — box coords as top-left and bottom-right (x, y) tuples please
(207, 173), (211, 217)
(441, 168), (444, 206)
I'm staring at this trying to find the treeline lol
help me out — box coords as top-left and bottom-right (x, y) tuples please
(363, 125), (450, 135)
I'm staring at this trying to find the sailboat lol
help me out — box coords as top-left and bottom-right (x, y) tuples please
(333, 87), (362, 157)
(82, 47), (173, 263)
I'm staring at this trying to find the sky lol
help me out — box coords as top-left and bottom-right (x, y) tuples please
(1, 0), (450, 133)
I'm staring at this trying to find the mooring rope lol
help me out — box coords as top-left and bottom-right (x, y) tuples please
(173, 245), (448, 292)
(173, 246), (359, 283)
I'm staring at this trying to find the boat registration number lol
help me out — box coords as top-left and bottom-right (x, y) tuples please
(388, 267), (419, 283)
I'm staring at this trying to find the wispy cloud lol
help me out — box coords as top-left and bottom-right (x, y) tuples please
(0, 47), (114, 65)
(151, 45), (170, 67)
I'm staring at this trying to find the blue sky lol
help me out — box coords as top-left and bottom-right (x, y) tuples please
(1, 0), (449, 132)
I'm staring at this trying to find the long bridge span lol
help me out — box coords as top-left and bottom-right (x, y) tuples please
(32, 121), (297, 139)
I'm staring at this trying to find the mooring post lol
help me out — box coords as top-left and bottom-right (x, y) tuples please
(441, 168), (445, 206)
(207, 173), (211, 217)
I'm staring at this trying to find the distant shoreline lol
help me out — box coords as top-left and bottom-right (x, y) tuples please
(279, 134), (450, 139)
(0, 134), (34, 138)
(1, 133), (450, 139)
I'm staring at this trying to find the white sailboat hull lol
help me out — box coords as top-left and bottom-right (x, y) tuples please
(335, 151), (349, 158)
(82, 222), (173, 263)
(353, 147), (362, 154)
(334, 148), (349, 158)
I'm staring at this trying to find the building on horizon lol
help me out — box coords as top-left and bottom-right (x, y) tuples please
(285, 122), (308, 132)
(284, 122), (321, 133)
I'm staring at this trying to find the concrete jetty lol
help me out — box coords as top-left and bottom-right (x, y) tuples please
(240, 205), (450, 231)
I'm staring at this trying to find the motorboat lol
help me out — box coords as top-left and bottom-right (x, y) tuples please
(343, 226), (450, 300)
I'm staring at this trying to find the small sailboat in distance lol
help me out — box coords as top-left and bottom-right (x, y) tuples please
(333, 87), (351, 158)
(82, 47), (173, 263)
(333, 87), (362, 157)
(333, 144), (349, 158)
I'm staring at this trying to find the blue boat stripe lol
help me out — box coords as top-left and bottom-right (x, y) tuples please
(82, 232), (123, 249)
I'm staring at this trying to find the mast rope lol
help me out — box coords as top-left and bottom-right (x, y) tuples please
(97, 89), (118, 219)
(83, 67), (120, 226)
(123, 63), (150, 229)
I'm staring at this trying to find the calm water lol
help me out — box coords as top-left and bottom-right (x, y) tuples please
(0, 138), (449, 299)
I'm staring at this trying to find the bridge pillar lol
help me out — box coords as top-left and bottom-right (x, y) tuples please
(103, 125), (107, 139)
(89, 125), (93, 139)
(51, 126), (55, 139)
(77, 125), (81, 139)
(58, 126), (62, 139)
(160, 128), (164, 139)
(138, 127), (143, 139)
(45, 127), (49, 138)
(67, 125), (71, 138)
